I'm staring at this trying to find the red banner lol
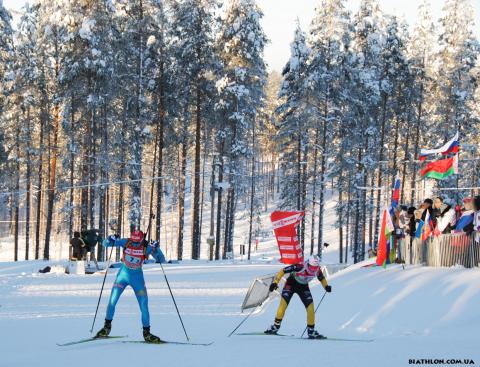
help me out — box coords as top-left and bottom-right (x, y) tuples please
(270, 211), (304, 264)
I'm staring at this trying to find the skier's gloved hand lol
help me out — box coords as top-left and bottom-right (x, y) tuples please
(325, 285), (332, 293)
(269, 282), (278, 292)
(151, 240), (159, 248)
(108, 235), (117, 243)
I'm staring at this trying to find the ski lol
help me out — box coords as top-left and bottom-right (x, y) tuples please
(122, 340), (213, 346)
(57, 335), (127, 347)
(298, 336), (375, 343)
(234, 332), (294, 337)
(233, 332), (373, 342)
(307, 337), (375, 343)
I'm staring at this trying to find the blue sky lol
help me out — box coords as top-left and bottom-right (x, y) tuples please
(4, 0), (480, 72)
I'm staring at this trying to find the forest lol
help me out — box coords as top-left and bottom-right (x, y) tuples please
(0, 0), (478, 264)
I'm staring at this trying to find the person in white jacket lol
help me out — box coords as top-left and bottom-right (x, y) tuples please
(474, 196), (480, 243)
(433, 197), (456, 234)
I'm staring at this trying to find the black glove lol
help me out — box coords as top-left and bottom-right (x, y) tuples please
(269, 282), (278, 292)
(325, 285), (332, 293)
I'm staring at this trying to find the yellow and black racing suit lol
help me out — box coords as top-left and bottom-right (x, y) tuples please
(272, 263), (329, 329)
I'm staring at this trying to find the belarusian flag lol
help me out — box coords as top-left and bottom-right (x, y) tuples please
(420, 154), (458, 180)
(376, 205), (395, 268)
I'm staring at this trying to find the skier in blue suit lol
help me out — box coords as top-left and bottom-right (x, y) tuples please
(95, 229), (164, 343)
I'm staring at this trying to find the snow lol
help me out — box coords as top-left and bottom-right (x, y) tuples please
(1, 186), (479, 366)
(1, 256), (479, 366)
(79, 18), (95, 40)
(146, 35), (156, 47)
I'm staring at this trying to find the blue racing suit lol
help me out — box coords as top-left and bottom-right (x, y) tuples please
(104, 237), (163, 327)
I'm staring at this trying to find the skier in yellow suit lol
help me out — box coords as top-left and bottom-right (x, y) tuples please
(265, 255), (332, 339)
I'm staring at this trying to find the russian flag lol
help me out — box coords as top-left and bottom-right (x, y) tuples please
(422, 210), (433, 241)
(419, 132), (459, 161)
(391, 174), (401, 211)
(454, 211), (474, 232)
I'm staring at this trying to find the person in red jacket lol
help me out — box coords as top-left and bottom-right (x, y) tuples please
(265, 255), (332, 339)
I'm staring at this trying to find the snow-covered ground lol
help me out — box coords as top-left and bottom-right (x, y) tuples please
(1, 192), (479, 366)
(1, 258), (479, 367)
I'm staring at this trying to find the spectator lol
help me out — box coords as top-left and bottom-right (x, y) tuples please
(422, 198), (434, 220)
(415, 198), (434, 230)
(474, 195), (480, 243)
(454, 197), (474, 234)
(397, 205), (410, 238)
(433, 196), (456, 234)
(81, 229), (101, 269)
(405, 206), (417, 236)
(70, 232), (86, 261)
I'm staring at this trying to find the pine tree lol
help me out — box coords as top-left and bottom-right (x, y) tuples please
(435, 0), (479, 198)
(350, 0), (384, 262)
(307, 0), (350, 258)
(216, 0), (267, 258)
(408, 0), (436, 205)
(275, 23), (311, 250)
(0, 1), (14, 193)
(169, 0), (217, 260)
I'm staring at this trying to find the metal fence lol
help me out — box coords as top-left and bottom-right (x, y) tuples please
(398, 233), (480, 268)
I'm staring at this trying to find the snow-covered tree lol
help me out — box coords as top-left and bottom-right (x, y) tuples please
(434, 0), (479, 198)
(350, 0), (385, 262)
(216, 0), (267, 258)
(275, 23), (311, 250)
(169, 0), (218, 260)
(307, 0), (350, 258)
(0, 0), (14, 190)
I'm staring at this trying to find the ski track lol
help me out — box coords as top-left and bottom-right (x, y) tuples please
(0, 260), (479, 367)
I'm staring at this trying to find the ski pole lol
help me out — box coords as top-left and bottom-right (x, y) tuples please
(90, 245), (115, 334)
(159, 261), (190, 341)
(300, 291), (327, 338)
(227, 307), (257, 337)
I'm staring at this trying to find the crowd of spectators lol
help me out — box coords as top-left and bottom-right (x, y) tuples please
(394, 195), (480, 242)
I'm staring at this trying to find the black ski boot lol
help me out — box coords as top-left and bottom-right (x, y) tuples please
(264, 323), (280, 335)
(95, 319), (112, 338)
(307, 327), (326, 340)
(143, 326), (162, 344)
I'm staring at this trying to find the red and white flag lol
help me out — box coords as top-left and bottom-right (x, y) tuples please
(270, 211), (304, 264)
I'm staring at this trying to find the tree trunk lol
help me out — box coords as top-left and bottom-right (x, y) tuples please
(191, 83), (202, 260)
(208, 155), (216, 261)
(215, 149), (224, 260)
(338, 184), (344, 264)
(98, 103), (109, 262)
(80, 116), (89, 231)
(223, 187), (231, 260)
(401, 119), (411, 203)
(89, 102), (97, 229)
(14, 122), (20, 262)
(353, 146), (363, 264)
(35, 102), (46, 260)
(25, 107), (33, 260)
(411, 81), (424, 206)
(247, 125), (256, 260)
(300, 148), (307, 252)
(317, 113), (328, 259)
(345, 181), (351, 264)
(44, 48), (61, 261)
(310, 128), (319, 255)
(177, 139), (187, 260)
(68, 96), (75, 240)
